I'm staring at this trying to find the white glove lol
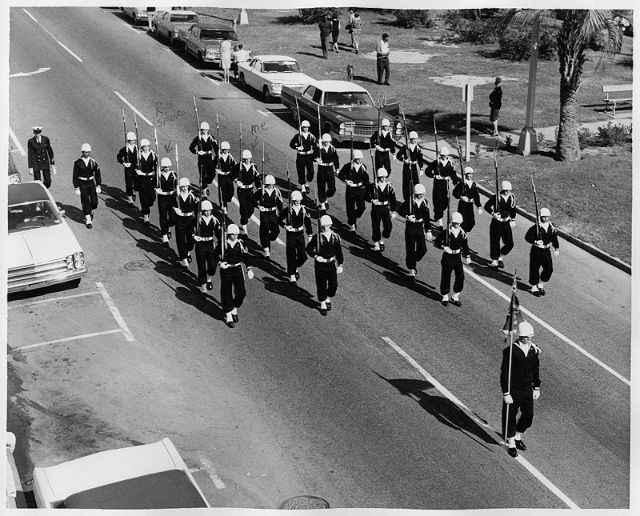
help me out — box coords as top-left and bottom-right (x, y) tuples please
(124, 163), (131, 168)
(391, 212), (397, 219)
(51, 165), (57, 175)
(554, 250), (560, 257)
(337, 265), (343, 274)
(478, 207), (483, 215)
(509, 221), (516, 229)
(503, 394), (514, 404)
(443, 246), (452, 254)
(136, 169), (143, 176)
(96, 185), (102, 194)
(219, 261), (229, 269)
(493, 212), (502, 220)
(193, 235), (202, 242)
(345, 180), (354, 187)
(533, 389), (540, 400)
(284, 225), (293, 232)
(308, 235), (314, 243)
(465, 256), (471, 265)
(426, 230), (433, 241)
(75, 188), (80, 196)
(297, 146), (304, 151)
(407, 214), (416, 222)
(247, 267), (254, 279)
(535, 239), (543, 246)
(155, 187), (162, 194)
(376, 145), (384, 152)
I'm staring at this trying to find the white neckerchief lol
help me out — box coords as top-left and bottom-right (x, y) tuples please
(141, 150), (151, 159)
(220, 153), (229, 161)
(242, 162), (252, 171)
(465, 179), (473, 188)
(516, 339), (532, 356)
(500, 193), (511, 202)
(180, 191), (190, 201)
(450, 227), (461, 238)
(321, 229), (333, 241)
(202, 214), (213, 224)
(408, 143), (417, 152)
(301, 132), (310, 140)
(292, 204), (302, 215)
(381, 128), (389, 137)
(540, 221), (550, 231)
(227, 238), (240, 248)
(264, 187), (275, 196)
(126, 143), (135, 152)
(353, 162), (362, 171)
(81, 156), (91, 166)
(200, 133), (210, 141)
(414, 198), (424, 207)
(377, 181), (387, 190)
(439, 157), (449, 165)
(161, 170), (173, 178)
(36, 136), (41, 143)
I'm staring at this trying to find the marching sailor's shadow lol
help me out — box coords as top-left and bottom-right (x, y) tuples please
(148, 255), (201, 292)
(57, 203), (86, 225)
(379, 268), (440, 302)
(100, 184), (141, 216)
(332, 219), (371, 249)
(174, 285), (225, 321)
(261, 276), (318, 310)
(466, 257), (528, 291)
(136, 237), (177, 263)
(348, 244), (405, 276)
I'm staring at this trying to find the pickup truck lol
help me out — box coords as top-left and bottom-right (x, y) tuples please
(280, 80), (402, 144)
(178, 22), (238, 67)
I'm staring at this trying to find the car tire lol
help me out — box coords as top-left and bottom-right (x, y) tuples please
(239, 73), (246, 87)
(133, 14), (138, 25)
(67, 278), (81, 289)
(169, 35), (174, 46)
(262, 86), (272, 103)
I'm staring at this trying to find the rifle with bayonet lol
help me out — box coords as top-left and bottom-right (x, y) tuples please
(530, 174), (540, 240)
(401, 108), (412, 215)
(154, 128), (160, 189)
(193, 96), (203, 197)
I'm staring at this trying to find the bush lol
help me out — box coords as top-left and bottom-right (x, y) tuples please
(443, 11), (496, 44)
(297, 8), (340, 24)
(497, 27), (557, 61)
(577, 127), (592, 150)
(393, 10), (433, 29)
(595, 122), (631, 147)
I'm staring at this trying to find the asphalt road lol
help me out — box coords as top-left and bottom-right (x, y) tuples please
(7, 7), (631, 510)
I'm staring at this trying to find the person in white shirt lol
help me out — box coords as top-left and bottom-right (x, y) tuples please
(232, 44), (252, 79)
(376, 33), (390, 85)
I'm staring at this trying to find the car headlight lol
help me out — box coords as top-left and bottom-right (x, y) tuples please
(66, 255), (74, 271)
(206, 49), (216, 58)
(173, 30), (179, 37)
(271, 83), (282, 92)
(395, 121), (403, 135)
(339, 122), (345, 135)
(67, 252), (85, 270)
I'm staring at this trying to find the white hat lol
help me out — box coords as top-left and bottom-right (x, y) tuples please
(451, 212), (463, 224)
(322, 133), (332, 142)
(220, 141), (230, 150)
(140, 138), (150, 147)
(160, 157), (172, 167)
(464, 166), (474, 175)
(300, 120), (310, 128)
(413, 184), (426, 195)
(291, 190), (303, 201)
(32, 126), (43, 131)
(201, 200), (213, 211)
(126, 132), (136, 140)
(265, 174), (276, 185)
(226, 223), (240, 234)
(200, 121), (210, 130)
(376, 167), (388, 178)
(320, 214), (332, 226)
(242, 150), (252, 159)
(540, 207), (551, 217)
(381, 118), (390, 126)
(178, 177), (190, 187)
(352, 149), (363, 160)
(409, 131), (418, 139)
(518, 321), (534, 337)
(440, 147), (450, 156)
(501, 180), (512, 191)
(81, 143), (91, 152)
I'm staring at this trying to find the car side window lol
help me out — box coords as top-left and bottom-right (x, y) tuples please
(253, 61), (261, 71)
(303, 86), (316, 101)
(312, 89), (323, 104)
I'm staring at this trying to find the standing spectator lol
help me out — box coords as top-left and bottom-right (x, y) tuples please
(219, 34), (232, 83)
(27, 126), (55, 189)
(350, 11), (363, 54)
(318, 15), (332, 59)
(330, 12), (340, 52)
(232, 43), (252, 79)
(376, 33), (391, 85)
(489, 77), (502, 136)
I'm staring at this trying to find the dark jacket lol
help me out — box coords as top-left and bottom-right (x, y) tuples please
(72, 157), (101, 188)
(27, 135), (54, 171)
(500, 343), (540, 395)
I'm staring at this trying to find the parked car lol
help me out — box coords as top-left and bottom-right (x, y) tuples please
(179, 22), (238, 66)
(238, 55), (315, 102)
(7, 181), (87, 294)
(32, 438), (209, 509)
(8, 150), (21, 184)
(152, 9), (199, 45)
(122, 7), (149, 25)
(280, 80), (402, 144)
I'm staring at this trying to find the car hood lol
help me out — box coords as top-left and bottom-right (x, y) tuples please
(168, 21), (196, 28)
(266, 73), (313, 85)
(7, 222), (82, 269)
(331, 107), (394, 124)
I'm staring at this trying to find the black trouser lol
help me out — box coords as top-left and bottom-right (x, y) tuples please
(157, 195), (174, 235)
(259, 211), (280, 248)
(529, 247), (553, 285)
(124, 167), (139, 197)
(198, 159), (217, 188)
(432, 179), (450, 222)
(374, 151), (391, 175)
(286, 231), (307, 275)
(402, 164), (420, 202)
(237, 188), (254, 225)
(405, 227), (426, 269)
(377, 56), (390, 84)
(371, 205), (392, 242)
(34, 168), (52, 189)
(457, 201), (476, 233)
(296, 155), (315, 184)
(317, 166), (336, 203)
(138, 177), (156, 215)
(196, 243), (217, 284)
(175, 218), (195, 259)
(502, 390), (534, 439)
(220, 266), (246, 313)
(218, 174), (235, 205)
(320, 33), (330, 56)
(79, 182), (98, 216)
(440, 253), (464, 295)
(345, 186), (366, 225)
(489, 219), (514, 260)
(314, 262), (337, 302)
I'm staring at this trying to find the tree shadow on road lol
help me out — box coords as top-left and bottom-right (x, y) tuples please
(375, 374), (497, 449)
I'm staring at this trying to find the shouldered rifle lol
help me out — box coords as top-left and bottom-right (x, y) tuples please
(175, 144), (180, 205)
(317, 103), (322, 147)
(494, 153), (499, 213)
(220, 207), (226, 261)
(154, 128), (160, 189)
(239, 123), (243, 159)
(261, 141), (265, 198)
(433, 117), (441, 177)
(376, 103), (381, 151)
(531, 174), (540, 239)
(295, 96), (303, 145)
(445, 178), (450, 246)
(193, 96), (203, 194)
(368, 140), (377, 200)
(316, 188), (320, 255)
(216, 113), (220, 143)
(455, 136), (465, 196)
(401, 109), (412, 216)
(121, 108), (128, 163)
(286, 165), (291, 226)
(133, 112), (142, 171)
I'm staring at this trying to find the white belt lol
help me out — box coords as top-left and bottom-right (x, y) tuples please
(198, 236), (215, 242)
(460, 196), (471, 202)
(348, 182), (364, 188)
(434, 175), (447, 180)
(217, 170), (230, 175)
(287, 226), (304, 232)
(534, 243), (551, 249)
(78, 176), (94, 181)
(372, 200), (389, 206)
(177, 211), (194, 217)
(298, 150), (314, 155)
(237, 183), (254, 189)
(316, 256), (336, 263)
(158, 191), (175, 196)
(318, 162), (334, 167)
(444, 248), (461, 254)
(494, 216), (512, 222)
(259, 206), (277, 212)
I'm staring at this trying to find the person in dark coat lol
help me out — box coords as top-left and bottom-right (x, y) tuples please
(395, 131), (424, 203)
(279, 189), (313, 283)
(452, 166), (482, 235)
(234, 149), (261, 235)
(484, 180), (517, 269)
(315, 133), (340, 210)
(318, 15), (332, 58)
(136, 138), (157, 225)
(193, 200), (221, 294)
(490, 77), (503, 136)
(27, 126), (55, 188)
(72, 143), (102, 229)
(330, 13), (340, 52)
(524, 207), (560, 297)
(425, 146), (459, 229)
(116, 131), (139, 206)
(434, 212), (470, 307)
(369, 118), (396, 176)
(171, 177), (199, 268)
(253, 174), (284, 258)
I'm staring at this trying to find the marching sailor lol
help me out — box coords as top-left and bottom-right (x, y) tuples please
(484, 180), (517, 269)
(434, 211), (470, 306)
(193, 200), (221, 294)
(338, 148), (369, 232)
(136, 138), (157, 225)
(73, 143), (102, 229)
(425, 146), (459, 229)
(452, 166), (482, 235)
(279, 190), (313, 283)
(171, 177), (199, 268)
(289, 120), (317, 194)
(366, 167), (397, 252)
(156, 157), (177, 246)
(189, 121), (218, 196)
(116, 131), (139, 206)
(524, 207), (559, 296)
(315, 133), (340, 211)
(253, 174), (284, 258)
(395, 131), (424, 204)
(370, 118), (397, 176)
(216, 141), (238, 207)
(397, 183), (432, 278)
(235, 149), (261, 236)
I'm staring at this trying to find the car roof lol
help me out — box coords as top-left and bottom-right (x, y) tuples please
(9, 182), (50, 205)
(194, 22), (235, 31)
(252, 55), (298, 62)
(167, 10), (198, 16)
(311, 80), (368, 93)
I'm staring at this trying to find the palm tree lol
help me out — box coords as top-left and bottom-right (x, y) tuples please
(501, 10), (624, 161)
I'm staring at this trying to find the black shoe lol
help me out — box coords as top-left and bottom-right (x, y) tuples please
(379, 242), (385, 252)
(207, 281), (213, 290)
(144, 220), (150, 226)
(451, 299), (461, 307)
(187, 254), (192, 264)
(441, 299), (449, 307)
(326, 301), (332, 311)
(91, 213), (94, 221)
(132, 193), (137, 202)
(531, 289), (541, 297)
(384, 82), (390, 86)
(168, 230), (172, 239)
(86, 222), (93, 229)
(163, 241), (169, 247)
(498, 259), (505, 269)
(514, 439), (526, 451)
(232, 313), (239, 323)
(507, 447), (518, 458)
(539, 287), (546, 296)
(225, 319), (235, 328)
(377, 81), (382, 85)
(295, 271), (300, 280)
(320, 307), (328, 316)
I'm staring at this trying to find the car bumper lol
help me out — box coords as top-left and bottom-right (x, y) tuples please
(8, 262), (87, 293)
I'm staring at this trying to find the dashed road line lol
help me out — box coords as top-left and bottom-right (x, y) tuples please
(10, 329), (123, 352)
(23, 9), (83, 63)
(114, 91), (154, 126)
(381, 336), (579, 509)
(9, 67), (51, 78)
(195, 455), (226, 489)
(8, 127), (26, 156)
(8, 290), (100, 309)
(257, 110), (269, 117)
(96, 282), (135, 342)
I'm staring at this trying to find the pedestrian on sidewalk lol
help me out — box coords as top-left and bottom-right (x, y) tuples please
(318, 15), (332, 59)
(219, 34), (232, 83)
(331, 12), (340, 52)
(489, 77), (502, 136)
(350, 11), (363, 54)
(27, 126), (55, 189)
(376, 33), (391, 85)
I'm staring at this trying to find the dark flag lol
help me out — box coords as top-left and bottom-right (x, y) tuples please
(502, 272), (524, 334)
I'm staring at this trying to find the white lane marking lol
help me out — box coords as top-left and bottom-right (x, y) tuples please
(8, 127), (26, 156)
(96, 282), (135, 342)
(8, 291), (100, 309)
(464, 267), (630, 386)
(9, 67), (51, 78)
(256, 110), (269, 117)
(123, 23), (139, 32)
(10, 329), (123, 352)
(113, 91), (154, 126)
(381, 336), (579, 509)
(196, 455), (226, 489)
(23, 9), (83, 63)
(208, 77), (221, 87)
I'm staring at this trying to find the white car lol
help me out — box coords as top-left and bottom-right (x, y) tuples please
(32, 438), (210, 509)
(238, 55), (314, 101)
(152, 9), (199, 45)
(7, 181), (87, 294)
(122, 7), (148, 25)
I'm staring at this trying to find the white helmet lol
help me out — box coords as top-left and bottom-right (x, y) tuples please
(376, 167), (388, 178)
(291, 190), (303, 201)
(440, 147), (450, 157)
(200, 122), (210, 130)
(300, 120), (310, 128)
(320, 214), (332, 226)
(140, 138), (150, 147)
(265, 174), (276, 185)
(501, 180), (512, 191)
(451, 212), (463, 224)
(381, 118), (390, 127)
(352, 149), (363, 160)
(126, 132), (136, 141)
(160, 157), (172, 167)
(178, 177), (190, 187)
(413, 184), (426, 195)
(322, 133), (332, 142)
(518, 321), (534, 337)
(242, 150), (252, 160)
(220, 141), (230, 150)
(201, 200), (213, 211)
(464, 166), (474, 175)
(226, 223), (240, 235)
(540, 207), (551, 217)
(409, 131), (418, 139)
(81, 143), (91, 152)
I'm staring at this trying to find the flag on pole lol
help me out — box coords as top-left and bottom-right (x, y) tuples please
(502, 271), (524, 334)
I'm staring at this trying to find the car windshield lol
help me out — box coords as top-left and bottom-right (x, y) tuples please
(262, 61), (301, 73)
(200, 30), (237, 40)
(8, 200), (61, 233)
(170, 14), (198, 22)
(324, 91), (374, 108)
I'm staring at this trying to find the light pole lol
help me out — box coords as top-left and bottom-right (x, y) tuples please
(517, 17), (540, 155)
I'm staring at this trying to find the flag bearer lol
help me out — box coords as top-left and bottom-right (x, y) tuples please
(366, 167), (397, 252)
(434, 212), (470, 306)
(280, 190), (313, 283)
(524, 207), (559, 296)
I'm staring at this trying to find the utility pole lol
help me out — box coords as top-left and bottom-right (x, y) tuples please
(517, 17), (540, 155)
